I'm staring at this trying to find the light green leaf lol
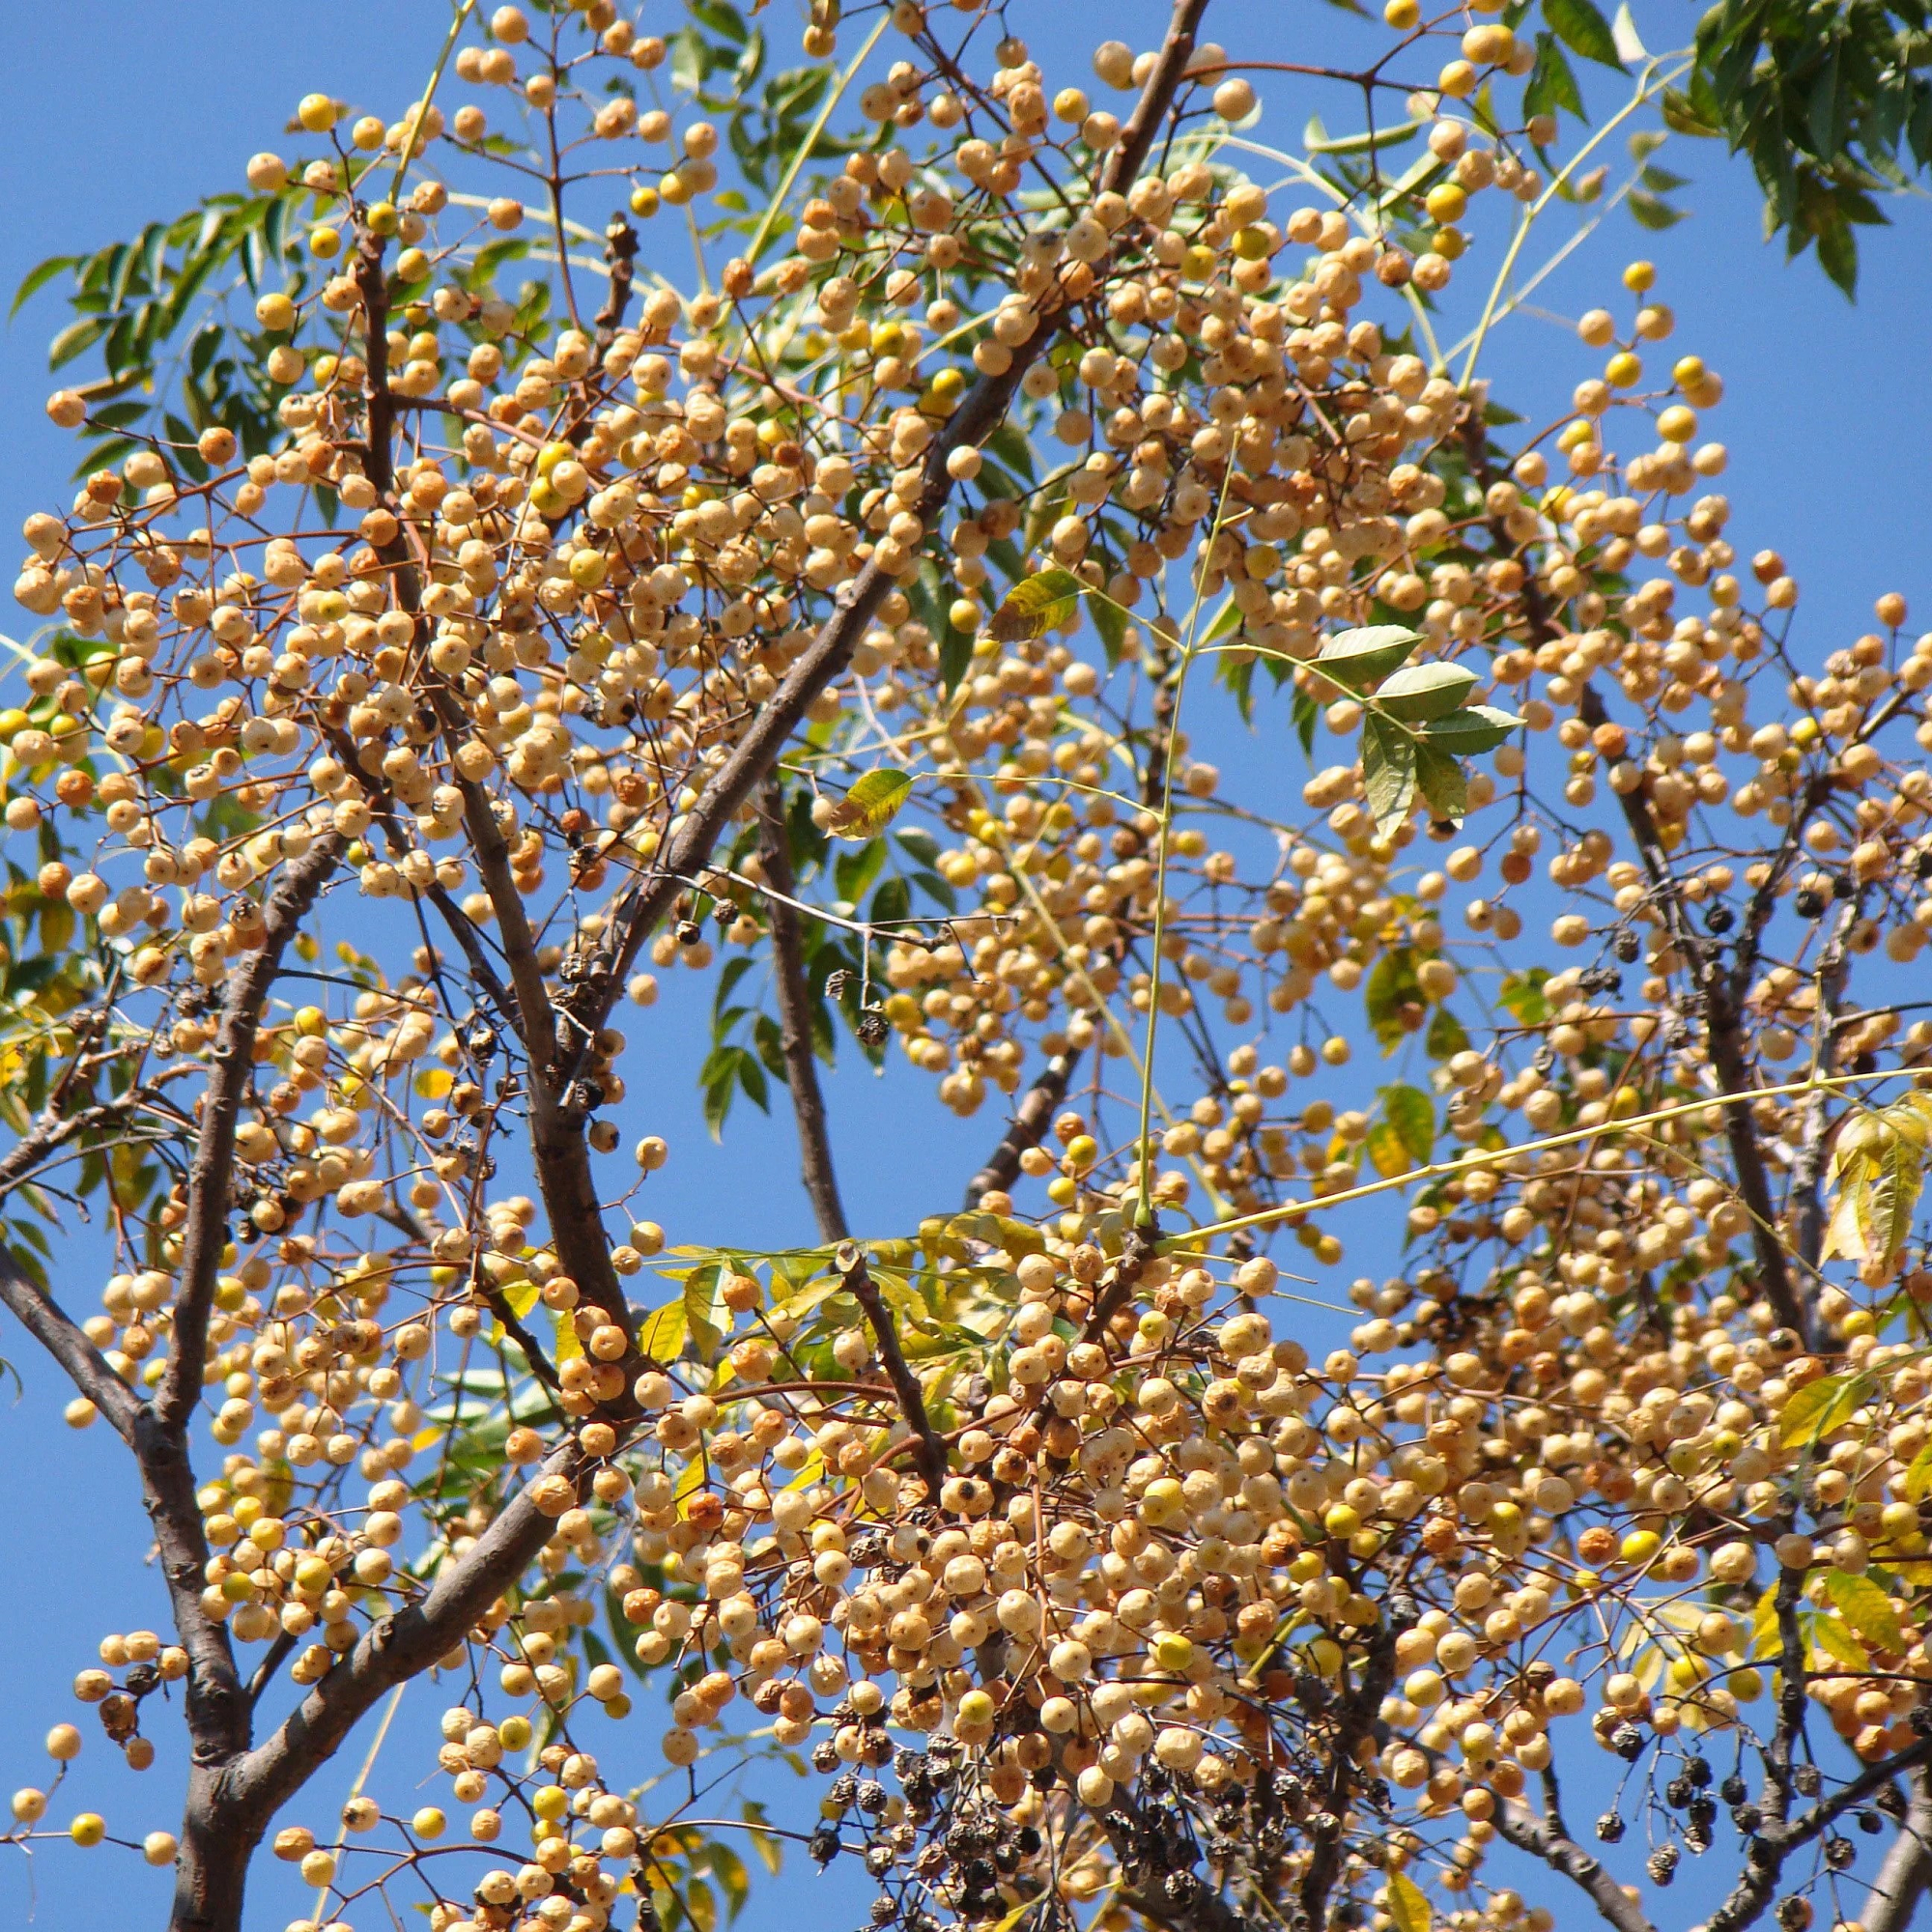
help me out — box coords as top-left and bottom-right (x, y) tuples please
(1415, 742), (1468, 823)
(1424, 704), (1524, 754)
(829, 770), (915, 840)
(1314, 624), (1418, 693)
(1388, 1870), (1433, 1932)
(1826, 1568), (1904, 1654)
(987, 567), (1084, 642)
(1383, 1083), (1435, 1166)
(1376, 661), (1479, 722)
(1361, 713), (1417, 835)
(1811, 1612), (1870, 1671)
(1779, 1370), (1868, 1448)
(637, 1299), (688, 1366)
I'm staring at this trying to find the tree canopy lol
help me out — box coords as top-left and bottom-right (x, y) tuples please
(6, 7), (1932, 1932)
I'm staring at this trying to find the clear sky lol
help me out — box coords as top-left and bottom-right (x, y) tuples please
(0, 4), (1928, 1928)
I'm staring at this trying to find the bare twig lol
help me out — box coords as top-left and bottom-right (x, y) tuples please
(1494, 1797), (1658, 1932)
(756, 780), (848, 1242)
(837, 1240), (945, 1498)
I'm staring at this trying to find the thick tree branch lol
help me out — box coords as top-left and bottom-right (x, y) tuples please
(1864, 1770), (1932, 1932)
(837, 1241), (945, 1498)
(0, 1246), (140, 1440)
(170, 1451), (578, 1930)
(962, 1051), (1074, 1211)
(756, 779), (848, 1242)
(155, 835), (340, 1435)
(1494, 1798), (1657, 1932)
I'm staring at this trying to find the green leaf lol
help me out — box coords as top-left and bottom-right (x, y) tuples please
(987, 567), (1084, 642)
(828, 770), (915, 839)
(13, 255), (73, 319)
(1545, 0), (1624, 68)
(1497, 969), (1550, 1027)
(1388, 1870), (1433, 1932)
(1424, 704), (1522, 754)
(1415, 742), (1468, 823)
(683, 1263), (725, 1364)
(1361, 714), (1417, 835)
(1628, 190), (1688, 231)
(1313, 624), (1418, 693)
(1383, 1084), (1435, 1166)
(1524, 34), (1585, 125)
(1425, 1005), (1470, 1060)
(1376, 661), (1479, 722)
(1364, 950), (1424, 1052)
(1826, 1569), (1904, 1654)
(1779, 1370), (1868, 1448)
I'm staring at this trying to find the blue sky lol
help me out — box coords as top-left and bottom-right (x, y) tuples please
(0, 3), (1928, 1927)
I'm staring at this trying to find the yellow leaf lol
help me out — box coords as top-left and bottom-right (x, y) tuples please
(1859, 1126), (1924, 1276)
(414, 1067), (453, 1098)
(1388, 1870), (1433, 1932)
(1905, 1437), (1932, 1503)
(1779, 1371), (1868, 1448)
(1826, 1568), (1904, 1653)
(638, 1300), (687, 1364)
(827, 769), (914, 840)
(1811, 1614), (1870, 1671)
(502, 1277), (542, 1321)
(552, 1311), (582, 1364)
(986, 567), (1084, 643)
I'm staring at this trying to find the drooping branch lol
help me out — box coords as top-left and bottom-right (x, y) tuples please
(1494, 1797), (1658, 1932)
(837, 1240), (946, 1497)
(154, 834), (340, 1435)
(961, 1050), (1074, 1211)
(757, 779), (848, 1242)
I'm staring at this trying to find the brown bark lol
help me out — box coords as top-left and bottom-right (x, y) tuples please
(756, 780), (849, 1241)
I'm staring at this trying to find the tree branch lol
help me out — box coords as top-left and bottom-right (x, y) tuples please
(1494, 1797), (1657, 1932)
(756, 779), (848, 1242)
(1863, 1769), (1932, 1932)
(154, 835), (340, 1435)
(170, 1450), (579, 1930)
(0, 1245), (140, 1440)
(961, 1050), (1074, 1211)
(837, 1240), (945, 1498)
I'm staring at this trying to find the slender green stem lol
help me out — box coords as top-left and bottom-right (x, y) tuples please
(746, 13), (893, 265)
(1457, 56), (1690, 389)
(1132, 469), (1240, 1228)
(1169, 1066), (1916, 1253)
(391, 0), (481, 200)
